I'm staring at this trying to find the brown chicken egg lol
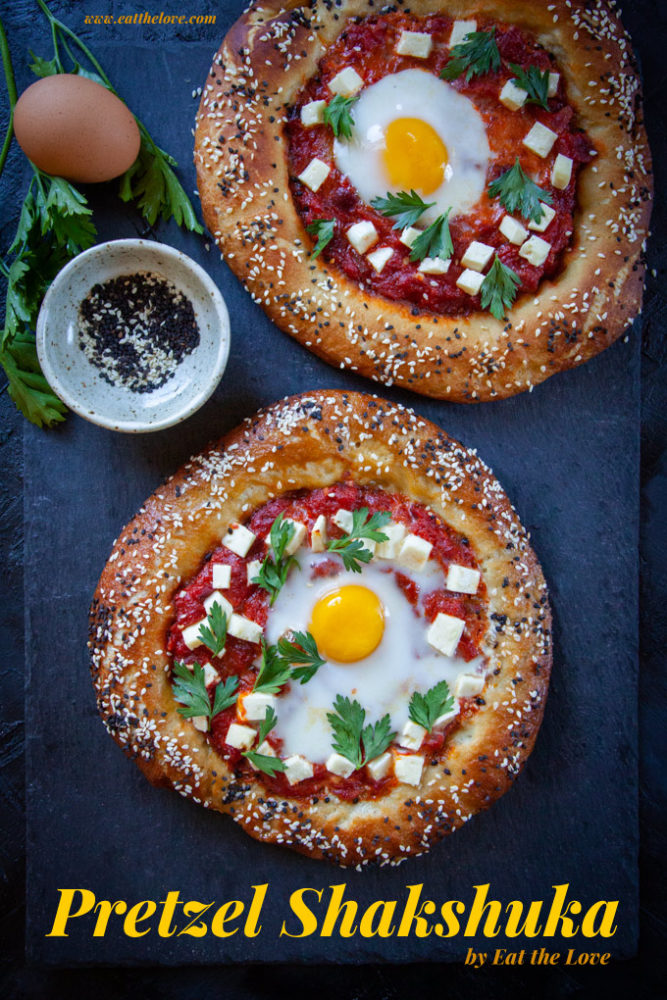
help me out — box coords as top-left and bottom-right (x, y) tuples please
(13, 74), (141, 183)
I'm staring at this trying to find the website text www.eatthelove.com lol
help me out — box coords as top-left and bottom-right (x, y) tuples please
(83, 12), (216, 26)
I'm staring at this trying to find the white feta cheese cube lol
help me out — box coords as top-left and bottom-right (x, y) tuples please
(449, 19), (476, 47)
(398, 719), (426, 751)
(191, 716), (208, 732)
(300, 99), (326, 126)
(284, 754), (314, 785)
(519, 235), (551, 267)
(551, 153), (573, 190)
(499, 215), (529, 246)
(332, 508), (354, 533)
(283, 518), (307, 556)
(396, 30), (433, 59)
(211, 563), (231, 589)
(528, 203), (556, 233)
(433, 703), (460, 730)
(547, 72), (560, 98)
(241, 692), (277, 722)
(499, 79), (527, 111)
(427, 611), (465, 657)
(225, 723), (256, 750)
(523, 121), (558, 158)
(203, 663), (220, 686)
(326, 752), (356, 778)
(222, 522), (256, 558)
(310, 514), (328, 552)
(418, 256), (451, 275)
(248, 740), (277, 771)
(461, 241), (495, 272)
(329, 66), (364, 97)
(367, 246), (393, 274)
(203, 590), (233, 618)
(246, 559), (263, 585)
(346, 220), (378, 255)
(456, 268), (485, 296)
(394, 754), (424, 786)
(227, 613), (263, 644)
(181, 619), (207, 650)
(397, 532), (433, 572)
(446, 563), (481, 594)
(366, 751), (392, 781)
(376, 522), (406, 559)
(400, 226), (421, 248)
(298, 157), (330, 193)
(455, 673), (486, 698)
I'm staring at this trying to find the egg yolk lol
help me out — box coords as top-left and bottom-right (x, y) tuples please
(309, 585), (385, 663)
(383, 117), (447, 194)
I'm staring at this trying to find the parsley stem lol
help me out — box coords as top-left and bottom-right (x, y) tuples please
(36, 0), (112, 90)
(0, 15), (17, 180)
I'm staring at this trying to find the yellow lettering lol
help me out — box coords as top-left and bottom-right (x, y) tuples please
(581, 900), (618, 938)
(158, 891), (182, 937)
(320, 884), (358, 938)
(209, 900), (244, 938)
(46, 889), (96, 937)
(436, 899), (465, 937)
(244, 884), (268, 938)
(281, 888), (322, 938)
(178, 901), (215, 937)
(359, 900), (396, 938)
(505, 899), (544, 938)
(123, 901), (157, 938)
(464, 885), (502, 937)
(543, 885), (582, 937)
(397, 884), (435, 937)
(93, 899), (127, 937)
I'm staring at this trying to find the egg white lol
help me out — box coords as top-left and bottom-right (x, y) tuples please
(264, 549), (484, 763)
(333, 68), (490, 224)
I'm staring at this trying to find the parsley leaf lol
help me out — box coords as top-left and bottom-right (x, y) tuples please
(409, 210), (453, 263)
(487, 159), (553, 223)
(480, 256), (521, 320)
(118, 135), (202, 232)
(326, 508), (391, 573)
(172, 660), (238, 729)
(408, 680), (455, 732)
(441, 28), (501, 82)
(322, 94), (358, 139)
(277, 631), (326, 684)
(306, 218), (335, 259)
(198, 601), (228, 658)
(252, 513), (299, 605)
(0, 333), (67, 427)
(327, 695), (396, 770)
(41, 177), (97, 254)
(508, 63), (550, 111)
(370, 189), (435, 230)
(242, 706), (287, 775)
(253, 639), (293, 694)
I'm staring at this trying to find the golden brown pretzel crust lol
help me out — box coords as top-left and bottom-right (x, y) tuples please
(89, 390), (552, 865)
(194, 0), (652, 402)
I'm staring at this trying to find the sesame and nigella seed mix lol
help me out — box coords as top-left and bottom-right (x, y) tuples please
(78, 272), (200, 393)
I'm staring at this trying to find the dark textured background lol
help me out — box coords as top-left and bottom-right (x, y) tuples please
(1, 0), (666, 995)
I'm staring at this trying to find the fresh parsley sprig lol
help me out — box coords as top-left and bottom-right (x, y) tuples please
(242, 706), (286, 776)
(253, 631), (325, 693)
(326, 508), (391, 573)
(327, 695), (396, 770)
(277, 631), (326, 684)
(198, 601), (228, 658)
(409, 210), (453, 263)
(480, 256), (521, 320)
(441, 28), (501, 82)
(408, 680), (455, 733)
(370, 189), (435, 230)
(172, 660), (238, 730)
(508, 63), (550, 111)
(0, 2), (202, 428)
(322, 94), (358, 139)
(487, 159), (553, 223)
(253, 514), (298, 605)
(306, 218), (335, 259)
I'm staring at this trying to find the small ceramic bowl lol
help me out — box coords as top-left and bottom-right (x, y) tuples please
(36, 239), (230, 432)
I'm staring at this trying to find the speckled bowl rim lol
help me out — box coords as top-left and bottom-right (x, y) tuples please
(36, 239), (230, 433)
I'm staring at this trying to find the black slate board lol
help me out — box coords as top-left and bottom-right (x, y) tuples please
(24, 11), (640, 966)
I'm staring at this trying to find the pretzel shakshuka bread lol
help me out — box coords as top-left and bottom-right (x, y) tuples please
(89, 391), (552, 865)
(194, 0), (652, 402)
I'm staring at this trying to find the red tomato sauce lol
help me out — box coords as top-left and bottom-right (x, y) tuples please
(166, 482), (488, 799)
(286, 12), (594, 316)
